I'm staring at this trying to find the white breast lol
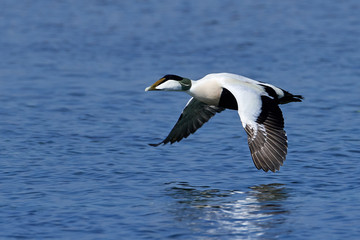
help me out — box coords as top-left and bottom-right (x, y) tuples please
(187, 76), (222, 106)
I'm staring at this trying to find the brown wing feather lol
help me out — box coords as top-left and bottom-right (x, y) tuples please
(245, 96), (288, 172)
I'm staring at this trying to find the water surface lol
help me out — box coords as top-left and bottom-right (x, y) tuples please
(0, 0), (359, 239)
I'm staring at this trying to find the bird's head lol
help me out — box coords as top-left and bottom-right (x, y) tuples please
(145, 74), (192, 92)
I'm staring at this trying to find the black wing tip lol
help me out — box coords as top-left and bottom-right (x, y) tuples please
(258, 161), (284, 172)
(253, 156), (284, 172)
(253, 156), (283, 173)
(149, 142), (164, 147)
(149, 139), (173, 147)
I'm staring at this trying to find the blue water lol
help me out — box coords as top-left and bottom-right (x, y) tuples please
(0, 0), (359, 239)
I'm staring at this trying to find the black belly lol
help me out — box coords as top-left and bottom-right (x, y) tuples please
(218, 88), (238, 110)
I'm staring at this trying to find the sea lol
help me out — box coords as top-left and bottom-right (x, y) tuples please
(0, 0), (359, 239)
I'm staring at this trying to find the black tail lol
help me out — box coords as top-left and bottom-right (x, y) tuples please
(279, 90), (303, 104)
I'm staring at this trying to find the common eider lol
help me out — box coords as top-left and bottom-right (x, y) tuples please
(145, 73), (303, 172)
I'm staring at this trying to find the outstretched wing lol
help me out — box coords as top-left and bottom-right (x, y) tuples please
(221, 82), (288, 172)
(150, 97), (225, 146)
(244, 96), (287, 172)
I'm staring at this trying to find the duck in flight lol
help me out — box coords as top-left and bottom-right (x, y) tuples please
(145, 73), (303, 172)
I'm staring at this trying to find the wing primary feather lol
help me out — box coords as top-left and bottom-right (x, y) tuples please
(244, 96), (288, 172)
(149, 142), (163, 147)
(149, 98), (225, 146)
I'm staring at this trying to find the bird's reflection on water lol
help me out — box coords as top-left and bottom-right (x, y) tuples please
(165, 182), (289, 238)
